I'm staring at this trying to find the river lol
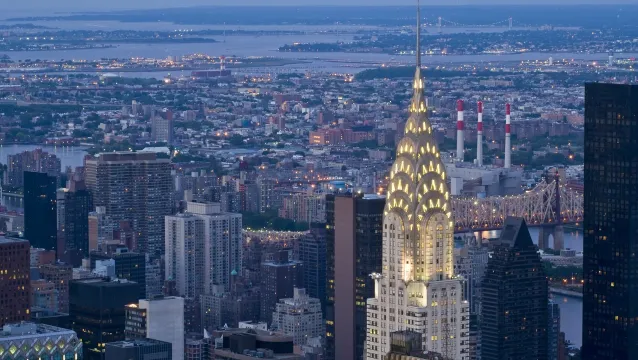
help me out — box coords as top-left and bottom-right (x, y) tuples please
(473, 227), (583, 348)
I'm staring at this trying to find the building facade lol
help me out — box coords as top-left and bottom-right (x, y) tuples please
(0, 322), (82, 360)
(583, 82), (638, 360)
(138, 296), (184, 360)
(84, 152), (173, 256)
(57, 179), (93, 265)
(69, 278), (140, 360)
(278, 192), (326, 224)
(38, 263), (73, 314)
(298, 227), (327, 310)
(365, 16), (469, 358)
(24, 171), (58, 252)
(105, 339), (172, 360)
(165, 202), (243, 297)
(91, 248), (147, 300)
(480, 218), (548, 360)
(271, 288), (323, 346)
(260, 250), (303, 325)
(5, 149), (61, 188)
(325, 193), (385, 360)
(0, 237), (30, 327)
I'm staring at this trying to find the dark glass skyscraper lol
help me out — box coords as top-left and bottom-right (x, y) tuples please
(481, 217), (548, 360)
(325, 193), (384, 360)
(69, 278), (140, 360)
(57, 179), (93, 265)
(583, 83), (638, 360)
(91, 248), (147, 300)
(299, 226), (327, 310)
(24, 171), (58, 252)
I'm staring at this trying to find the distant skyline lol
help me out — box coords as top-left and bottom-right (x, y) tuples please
(4, 0), (637, 12)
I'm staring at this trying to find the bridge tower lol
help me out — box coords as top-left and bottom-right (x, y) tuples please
(508, 17), (513, 30)
(437, 16), (442, 33)
(538, 172), (564, 251)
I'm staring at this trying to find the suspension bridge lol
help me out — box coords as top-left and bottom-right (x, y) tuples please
(427, 16), (535, 32)
(452, 173), (583, 250)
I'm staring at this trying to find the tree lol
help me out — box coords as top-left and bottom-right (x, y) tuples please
(229, 134), (244, 146)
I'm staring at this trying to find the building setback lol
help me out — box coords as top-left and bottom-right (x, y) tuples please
(583, 82), (638, 360)
(480, 217), (548, 360)
(325, 193), (384, 360)
(0, 237), (30, 327)
(84, 152), (173, 256)
(24, 171), (58, 253)
(271, 288), (323, 346)
(91, 247), (147, 300)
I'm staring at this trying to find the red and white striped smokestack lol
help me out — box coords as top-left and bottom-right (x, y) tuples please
(456, 99), (464, 162)
(477, 101), (483, 166)
(505, 103), (511, 169)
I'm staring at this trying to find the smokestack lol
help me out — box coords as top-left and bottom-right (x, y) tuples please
(477, 101), (483, 166)
(220, 56), (226, 71)
(456, 99), (464, 162)
(505, 103), (511, 169)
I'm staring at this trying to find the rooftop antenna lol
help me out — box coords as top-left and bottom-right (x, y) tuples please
(416, 0), (421, 69)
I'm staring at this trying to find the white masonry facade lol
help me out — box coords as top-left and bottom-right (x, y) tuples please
(364, 3), (469, 359)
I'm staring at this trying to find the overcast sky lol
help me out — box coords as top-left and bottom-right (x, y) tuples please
(4, 0), (634, 12)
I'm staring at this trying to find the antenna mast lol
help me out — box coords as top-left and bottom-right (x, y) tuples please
(416, 0), (421, 68)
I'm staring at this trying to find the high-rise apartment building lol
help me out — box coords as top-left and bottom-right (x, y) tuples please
(480, 217), (548, 360)
(271, 288), (323, 346)
(165, 202), (242, 298)
(69, 278), (140, 360)
(258, 177), (276, 213)
(57, 179), (93, 265)
(5, 148), (61, 188)
(365, 7), (469, 358)
(278, 192), (326, 224)
(260, 250), (303, 325)
(151, 111), (175, 144)
(0, 237), (30, 327)
(548, 301), (561, 360)
(583, 82), (638, 360)
(85, 152), (173, 256)
(299, 227), (327, 310)
(325, 193), (384, 360)
(24, 171), (57, 252)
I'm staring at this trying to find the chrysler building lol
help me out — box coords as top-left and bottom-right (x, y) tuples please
(365, 1), (469, 359)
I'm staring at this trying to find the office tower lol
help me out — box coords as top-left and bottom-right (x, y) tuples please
(211, 327), (302, 360)
(88, 206), (112, 251)
(260, 250), (303, 325)
(91, 247), (147, 300)
(30, 248), (56, 267)
(481, 217), (548, 360)
(146, 257), (164, 298)
(548, 301), (561, 360)
(325, 193), (384, 360)
(69, 278), (140, 360)
(85, 152), (173, 256)
(106, 339), (173, 360)
(151, 110), (175, 144)
(57, 179), (93, 266)
(583, 83), (638, 360)
(24, 171), (57, 252)
(5, 148), (61, 188)
(298, 227), (327, 309)
(38, 263), (72, 313)
(165, 202), (242, 296)
(0, 237), (30, 327)
(258, 177), (275, 213)
(124, 296), (184, 360)
(271, 288), (323, 346)
(365, 6), (469, 359)
(0, 323), (82, 359)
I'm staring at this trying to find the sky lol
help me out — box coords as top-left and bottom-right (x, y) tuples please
(4, 0), (634, 12)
